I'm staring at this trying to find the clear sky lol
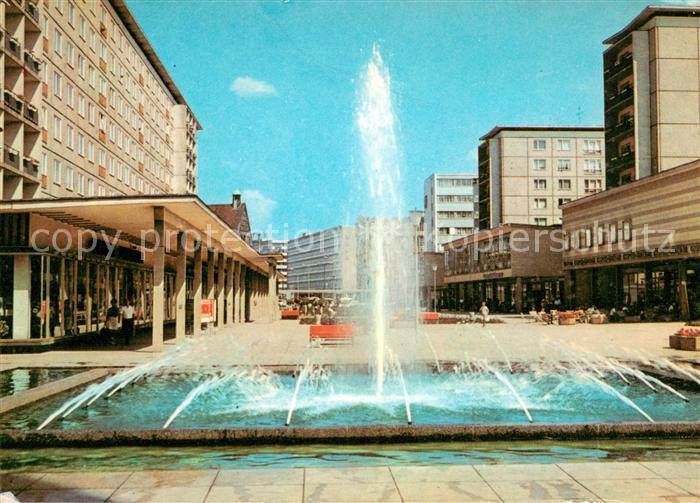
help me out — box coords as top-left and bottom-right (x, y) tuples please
(125, 0), (662, 238)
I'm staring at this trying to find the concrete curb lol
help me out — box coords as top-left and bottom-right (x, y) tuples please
(0, 368), (111, 416)
(1, 421), (699, 448)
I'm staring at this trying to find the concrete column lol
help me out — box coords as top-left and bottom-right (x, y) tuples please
(234, 261), (242, 323)
(86, 263), (92, 333)
(206, 248), (216, 299)
(515, 277), (524, 313)
(225, 256), (234, 326)
(44, 257), (52, 339)
(192, 240), (202, 336)
(268, 265), (277, 321)
(679, 261), (689, 321)
(175, 232), (187, 342)
(11, 255), (31, 339)
(243, 266), (250, 322)
(216, 252), (225, 327)
(59, 258), (66, 337)
(152, 207), (165, 351)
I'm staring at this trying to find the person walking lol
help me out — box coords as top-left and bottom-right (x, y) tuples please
(120, 298), (135, 346)
(105, 299), (120, 345)
(479, 301), (490, 327)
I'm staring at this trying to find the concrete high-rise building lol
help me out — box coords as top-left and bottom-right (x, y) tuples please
(603, 6), (700, 189)
(252, 235), (288, 292)
(1, 0), (200, 201)
(478, 126), (606, 229)
(286, 226), (357, 292)
(423, 173), (478, 252)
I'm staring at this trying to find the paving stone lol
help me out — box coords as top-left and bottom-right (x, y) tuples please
(214, 468), (303, 487)
(33, 472), (132, 490)
(17, 488), (113, 502)
(398, 480), (500, 502)
(640, 461), (700, 479)
(205, 484), (303, 503)
(305, 466), (394, 485)
(559, 461), (660, 479)
(304, 482), (401, 502)
(121, 470), (217, 488)
(578, 477), (692, 501)
(475, 463), (572, 481)
(487, 479), (599, 502)
(390, 465), (481, 484)
(108, 485), (210, 503)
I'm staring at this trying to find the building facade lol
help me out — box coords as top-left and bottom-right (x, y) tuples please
(1, 0), (200, 201)
(423, 173), (478, 252)
(252, 236), (288, 292)
(478, 127), (606, 229)
(563, 159), (700, 320)
(443, 224), (564, 313)
(286, 226), (357, 292)
(603, 6), (700, 188)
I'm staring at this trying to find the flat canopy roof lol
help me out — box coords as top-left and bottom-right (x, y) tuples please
(604, 6), (700, 45)
(479, 125), (604, 141)
(0, 195), (273, 274)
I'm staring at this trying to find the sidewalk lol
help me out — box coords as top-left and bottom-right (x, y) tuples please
(1, 460), (698, 502)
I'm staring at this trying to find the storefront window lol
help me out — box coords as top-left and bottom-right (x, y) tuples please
(0, 256), (13, 339)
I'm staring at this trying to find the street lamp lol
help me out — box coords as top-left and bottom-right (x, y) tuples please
(432, 264), (438, 312)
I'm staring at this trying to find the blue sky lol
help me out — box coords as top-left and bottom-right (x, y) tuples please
(125, 0), (657, 237)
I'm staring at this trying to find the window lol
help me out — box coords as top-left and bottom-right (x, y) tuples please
(66, 42), (75, 66)
(88, 66), (96, 88)
(533, 140), (546, 150)
(78, 55), (86, 78)
(66, 83), (74, 108)
(533, 159), (546, 170)
(585, 228), (593, 248)
(53, 72), (62, 98)
(609, 223), (618, 244)
(533, 198), (547, 209)
(557, 139), (571, 151)
(89, 28), (96, 51)
(557, 159), (571, 171)
(87, 141), (94, 162)
(88, 103), (96, 125)
(87, 178), (95, 197)
(79, 15), (86, 39)
(109, 157), (116, 177)
(584, 179), (602, 193)
(53, 116), (62, 141)
(584, 139), (602, 154)
(533, 179), (547, 190)
(41, 153), (48, 176)
(558, 179), (571, 190)
(98, 77), (106, 96)
(77, 94), (85, 117)
(597, 226), (605, 246)
(54, 29), (63, 55)
(77, 133), (85, 156)
(534, 218), (547, 226)
(77, 173), (84, 195)
(584, 159), (601, 173)
(66, 166), (74, 190)
(53, 159), (62, 185)
(623, 221), (632, 241)
(67, 1), (75, 25)
(558, 198), (572, 207)
(66, 125), (74, 149)
(98, 149), (106, 168)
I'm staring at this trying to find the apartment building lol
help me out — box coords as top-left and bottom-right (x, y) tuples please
(423, 173), (478, 252)
(1, 0), (200, 201)
(478, 126), (606, 229)
(286, 226), (357, 292)
(603, 6), (700, 188)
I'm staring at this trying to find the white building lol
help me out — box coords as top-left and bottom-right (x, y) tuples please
(423, 174), (478, 252)
(252, 237), (288, 292)
(286, 226), (357, 292)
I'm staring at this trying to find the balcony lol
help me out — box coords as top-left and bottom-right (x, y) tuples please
(4, 145), (21, 170)
(23, 50), (42, 76)
(4, 32), (22, 62)
(606, 85), (634, 109)
(604, 52), (633, 81)
(24, 103), (39, 126)
(25, 2), (40, 24)
(22, 157), (39, 177)
(607, 116), (634, 142)
(3, 90), (24, 116)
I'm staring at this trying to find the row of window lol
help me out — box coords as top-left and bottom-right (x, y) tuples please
(570, 221), (633, 250)
(532, 139), (602, 153)
(531, 178), (600, 191)
(532, 159), (602, 172)
(436, 178), (475, 187)
(436, 195), (475, 204)
(437, 211), (474, 219)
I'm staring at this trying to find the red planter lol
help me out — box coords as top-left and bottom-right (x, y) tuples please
(310, 324), (354, 338)
(419, 312), (440, 322)
(281, 309), (300, 320)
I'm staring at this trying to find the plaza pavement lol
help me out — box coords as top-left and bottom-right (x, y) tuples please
(1, 317), (697, 371)
(1, 460), (698, 502)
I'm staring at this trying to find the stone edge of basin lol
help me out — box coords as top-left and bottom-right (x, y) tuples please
(1, 422), (699, 448)
(0, 368), (112, 416)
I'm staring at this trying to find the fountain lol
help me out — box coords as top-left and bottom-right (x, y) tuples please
(1, 47), (699, 448)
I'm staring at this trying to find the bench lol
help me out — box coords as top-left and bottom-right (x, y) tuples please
(309, 324), (354, 347)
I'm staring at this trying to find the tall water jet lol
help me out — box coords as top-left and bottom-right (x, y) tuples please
(356, 44), (417, 396)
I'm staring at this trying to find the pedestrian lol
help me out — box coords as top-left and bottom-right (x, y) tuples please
(120, 298), (135, 346)
(479, 301), (490, 327)
(105, 299), (120, 344)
